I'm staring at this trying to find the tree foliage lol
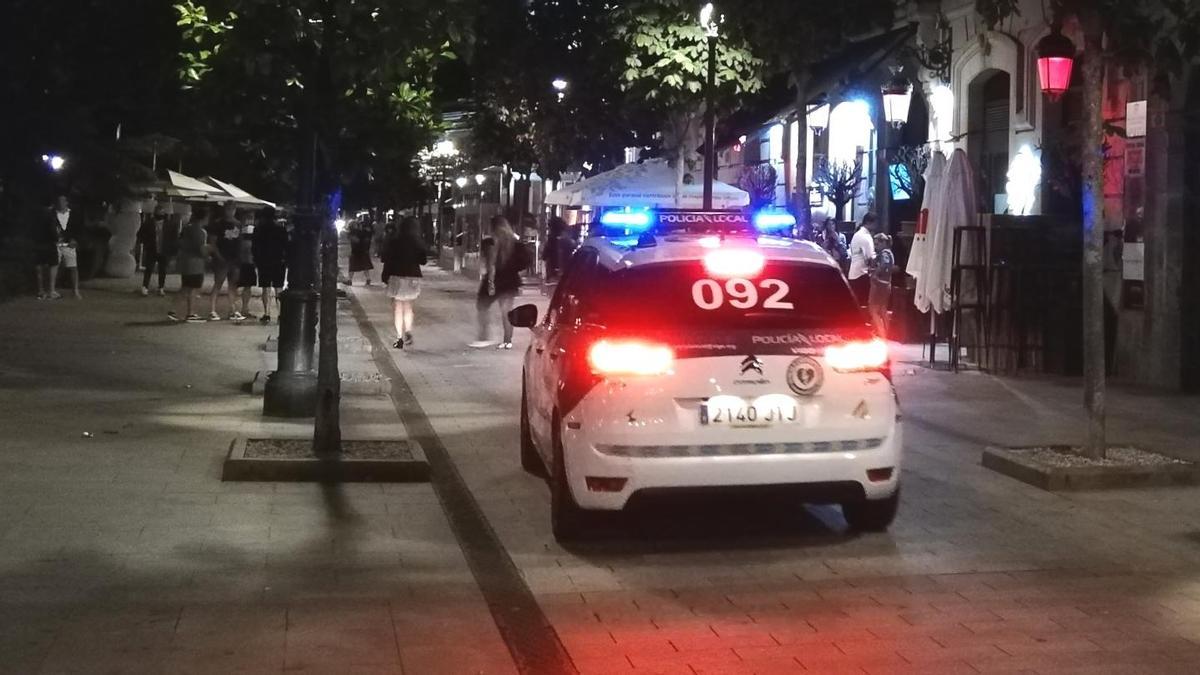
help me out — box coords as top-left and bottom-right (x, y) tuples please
(174, 0), (472, 207)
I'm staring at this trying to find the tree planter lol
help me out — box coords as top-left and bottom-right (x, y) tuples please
(222, 437), (429, 482)
(982, 445), (1200, 491)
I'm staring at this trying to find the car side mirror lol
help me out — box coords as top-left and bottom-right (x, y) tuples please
(508, 304), (539, 328)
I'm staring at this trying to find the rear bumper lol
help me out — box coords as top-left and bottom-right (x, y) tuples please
(562, 423), (902, 510)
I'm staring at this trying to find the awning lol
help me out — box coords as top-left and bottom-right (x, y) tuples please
(545, 159), (749, 209)
(201, 177), (276, 208)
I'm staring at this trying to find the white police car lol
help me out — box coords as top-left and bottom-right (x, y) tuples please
(507, 209), (900, 541)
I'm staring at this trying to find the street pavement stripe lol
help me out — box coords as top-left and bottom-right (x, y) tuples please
(349, 295), (577, 675)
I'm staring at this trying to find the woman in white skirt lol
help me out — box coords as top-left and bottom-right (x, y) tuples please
(381, 216), (427, 349)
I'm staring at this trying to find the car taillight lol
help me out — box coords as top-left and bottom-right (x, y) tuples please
(588, 339), (674, 376)
(824, 338), (889, 372)
(703, 249), (764, 278)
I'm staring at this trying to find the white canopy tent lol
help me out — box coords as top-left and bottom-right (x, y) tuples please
(545, 159), (749, 209)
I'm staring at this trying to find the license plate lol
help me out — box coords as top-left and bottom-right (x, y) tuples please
(700, 402), (799, 427)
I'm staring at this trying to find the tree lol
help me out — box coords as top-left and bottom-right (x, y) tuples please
(177, 0), (472, 453)
(725, 0), (895, 227)
(739, 163), (778, 209)
(613, 0), (763, 198)
(976, 0), (1200, 458)
(466, 0), (664, 203)
(890, 144), (931, 202)
(814, 156), (864, 222)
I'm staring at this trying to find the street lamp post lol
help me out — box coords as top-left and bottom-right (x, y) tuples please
(700, 3), (719, 211)
(474, 173), (486, 250)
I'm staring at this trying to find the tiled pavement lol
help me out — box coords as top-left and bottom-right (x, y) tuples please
(0, 277), (514, 674)
(351, 268), (1200, 675)
(4, 265), (1200, 674)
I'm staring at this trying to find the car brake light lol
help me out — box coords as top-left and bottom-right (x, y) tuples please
(824, 338), (890, 372)
(588, 339), (674, 376)
(703, 249), (764, 278)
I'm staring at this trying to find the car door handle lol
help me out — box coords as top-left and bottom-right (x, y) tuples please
(535, 346), (545, 354)
(549, 348), (565, 360)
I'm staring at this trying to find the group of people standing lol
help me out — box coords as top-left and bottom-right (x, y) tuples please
(815, 213), (896, 337)
(150, 202), (289, 324)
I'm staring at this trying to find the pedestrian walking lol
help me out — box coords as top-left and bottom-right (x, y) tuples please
(815, 217), (848, 272)
(848, 213), (878, 306)
(235, 214), (259, 321)
(137, 204), (171, 296)
(253, 208), (288, 324)
(207, 203), (242, 321)
(170, 209), (211, 323)
(869, 233), (895, 338)
(381, 216), (427, 349)
(470, 216), (530, 350)
(34, 195), (82, 300)
(348, 217), (375, 286)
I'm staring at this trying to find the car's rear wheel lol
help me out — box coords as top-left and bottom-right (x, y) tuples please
(519, 379), (544, 476)
(550, 411), (587, 542)
(842, 488), (899, 532)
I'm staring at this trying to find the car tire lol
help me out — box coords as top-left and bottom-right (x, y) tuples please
(842, 488), (899, 532)
(520, 379), (544, 476)
(550, 411), (587, 542)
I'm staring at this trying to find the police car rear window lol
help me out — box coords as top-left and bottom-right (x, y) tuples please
(591, 261), (862, 329)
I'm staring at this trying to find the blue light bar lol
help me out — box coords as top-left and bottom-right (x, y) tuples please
(753, 210), (797, 231)
(599, 208), (653, 229)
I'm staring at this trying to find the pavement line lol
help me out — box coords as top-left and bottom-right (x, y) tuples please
(348, 294), (577, 675)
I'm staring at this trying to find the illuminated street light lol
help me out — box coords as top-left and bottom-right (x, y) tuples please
(808, 104), (830, 135)
(455, 176), (468, 188)
(475, 173), (486, 186)
(42, 154), (66, 172)
(1036, 25), (1076, 100)
(552, 77), (569, 102)
(333, 218), (347, 233)
(431, 139), (458, 158)
(881, 67), (913, 128)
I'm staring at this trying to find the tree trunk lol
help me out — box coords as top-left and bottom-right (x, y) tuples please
(1079, 12), (1107, 459)
(311, 0), (341, 455)
(792, 78), (811, 233)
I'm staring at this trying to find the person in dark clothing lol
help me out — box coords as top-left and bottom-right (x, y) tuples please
(471, 216), (530, 349)
(253, 208), (288, 324)
(206, 203), (242, 320)
(35, 195), (83, 300)
(541, 216), (577, 283)
(347, 218), (375, 285)
(137, 204), (173, 296)
(381, 216), (427, 349)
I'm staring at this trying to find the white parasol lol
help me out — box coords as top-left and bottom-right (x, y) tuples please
(545, 159), (749, 209)
(906, 150), (946, 288)
(915, 148), (979, 314)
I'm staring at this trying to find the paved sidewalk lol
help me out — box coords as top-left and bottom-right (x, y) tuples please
(353, 267), (1200, 675)
(0, 276), (515, 674)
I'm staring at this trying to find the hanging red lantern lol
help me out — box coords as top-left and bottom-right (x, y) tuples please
(1036, 26), (1076, 101)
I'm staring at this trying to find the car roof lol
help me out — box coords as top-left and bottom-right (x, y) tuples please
(586, 233), (840, 272)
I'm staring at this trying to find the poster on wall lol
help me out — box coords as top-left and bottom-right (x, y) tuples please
(1126, 101), (1148, 138)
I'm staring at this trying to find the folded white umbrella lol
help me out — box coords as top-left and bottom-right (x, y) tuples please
(906, 150), (946, 288)
(917, 148), (979, 314)
(545, 159), (749, 209)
